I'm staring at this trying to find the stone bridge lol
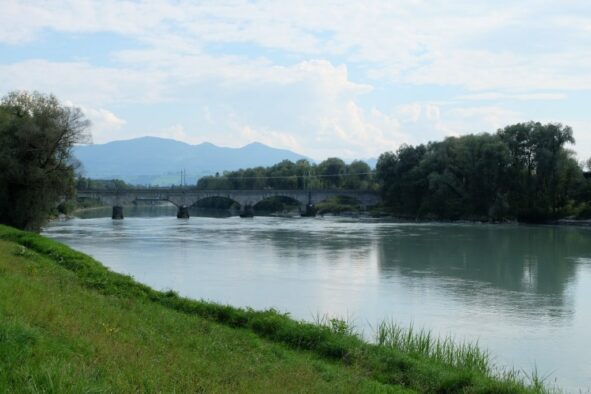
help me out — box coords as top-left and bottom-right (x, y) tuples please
(77, 188), (381, 219)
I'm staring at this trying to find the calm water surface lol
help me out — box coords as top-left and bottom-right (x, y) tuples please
(43, 207), (591, 391)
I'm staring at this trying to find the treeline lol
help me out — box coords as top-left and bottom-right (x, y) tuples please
(197, 158), (376, 190)
(5, 89), (589, 228)
(76, 177), (134, 190)
(376, 122), (591, 222)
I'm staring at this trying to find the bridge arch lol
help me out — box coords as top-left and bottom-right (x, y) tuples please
(190, 196), (241, 210)
(76, 188), (381, 219)
(252, 195), (304, 213)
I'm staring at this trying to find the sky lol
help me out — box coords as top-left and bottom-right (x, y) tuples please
(1, 0), (591, 161)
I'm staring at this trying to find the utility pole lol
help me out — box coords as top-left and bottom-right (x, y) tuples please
(180, 169), (187, 188)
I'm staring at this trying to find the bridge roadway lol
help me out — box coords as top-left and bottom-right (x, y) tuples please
(77, 188), (382, 219)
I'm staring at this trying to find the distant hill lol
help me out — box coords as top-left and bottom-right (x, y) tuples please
(73, 137), (310, 186)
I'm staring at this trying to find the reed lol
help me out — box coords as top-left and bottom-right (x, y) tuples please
(375, 321), (491, 374)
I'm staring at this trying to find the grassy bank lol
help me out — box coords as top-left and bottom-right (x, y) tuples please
(0, 225), (550, 393)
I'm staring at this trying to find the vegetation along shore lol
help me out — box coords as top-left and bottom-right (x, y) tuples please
(0, 225), (553, 393)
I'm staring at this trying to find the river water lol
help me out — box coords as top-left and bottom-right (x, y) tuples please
(43, 206), (591, 391)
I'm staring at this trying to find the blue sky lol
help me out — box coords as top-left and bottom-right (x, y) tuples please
(1, 0), (591, 161)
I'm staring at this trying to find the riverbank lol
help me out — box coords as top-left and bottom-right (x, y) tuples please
(0, 225), (551, 393)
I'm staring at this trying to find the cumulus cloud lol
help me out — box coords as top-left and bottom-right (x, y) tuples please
(63, 101), (127, 143)
(82, 107), (125, 128)
(3, 0), (590, 94)
(1, 0), (590, 159)
(0, 60), (169, 106)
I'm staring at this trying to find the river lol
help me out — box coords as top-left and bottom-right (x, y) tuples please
(43, 206), (591, 391)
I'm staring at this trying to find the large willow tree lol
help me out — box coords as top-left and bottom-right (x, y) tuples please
(0, 91), (91, 231)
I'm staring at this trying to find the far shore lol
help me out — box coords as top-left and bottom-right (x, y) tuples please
(59, 204), (591, 229)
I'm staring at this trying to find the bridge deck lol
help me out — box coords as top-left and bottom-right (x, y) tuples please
(77, 188), (381, 209)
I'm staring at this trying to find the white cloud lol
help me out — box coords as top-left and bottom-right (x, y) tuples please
(83, 107), (126, 140)
(446, 106), (523, 133)
(404, 50), (591, 92)
(2, 1), (591, 160)
(2, 1), (590, 94)
(457, 92), (568, 101)
(0, 60), (169, 106)
(238, 125), (302, 153)
(156, 124), (195, 144)
(84, 107), (125, 128)
(391, 102), (525, 146)
(571, 123), (591, 161)
(62, 100), (125, 143)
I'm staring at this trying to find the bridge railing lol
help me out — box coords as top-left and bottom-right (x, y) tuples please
(77, 187), (380, 194)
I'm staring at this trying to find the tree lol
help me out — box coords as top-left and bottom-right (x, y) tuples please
(0, 91), (91, 231)
(343, 160), (371, 189)
(317, 158), (346, 188)
(376, 144), (427, 216)
(498, 122), (579, 220)
(376, 122), (583, 222)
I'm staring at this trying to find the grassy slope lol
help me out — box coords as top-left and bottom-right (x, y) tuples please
(0, 239), (401, 393)
(0, 225), (546, 393)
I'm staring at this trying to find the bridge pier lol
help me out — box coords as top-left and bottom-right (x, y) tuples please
(177, 205), (190, 219)
(300, 203), (317, 217)
(112, 205), (124, 220)
(239, 204), (254, 218)
(300, 191), (316, 217)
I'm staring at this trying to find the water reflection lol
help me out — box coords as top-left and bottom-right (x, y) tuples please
(75, 204), (233, 219)
(43, 211), (591, 390)
(373, 224), (589, 320)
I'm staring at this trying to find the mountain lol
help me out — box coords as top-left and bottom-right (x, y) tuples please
(73, 137), (310, 186)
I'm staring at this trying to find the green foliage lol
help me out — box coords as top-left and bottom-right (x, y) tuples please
(197, 158), (376, 191)
(376, 122), (585, 222)
(317, 157), (347, 188)
(498, 122), (579, 221)
(316, 196), (361, 214)
(0, 91), (90, 231)
(0, 225), (551, 393)
(344, 160), (372, 189)
(76, 176), (132, 191)
(376, 322), (490, 374)
(0, 236), (396, 393)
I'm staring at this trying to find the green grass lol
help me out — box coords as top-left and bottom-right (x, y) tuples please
(375, 322), (491, 375)
(0, 224), (553, 393)
(0, 236), (401, 393)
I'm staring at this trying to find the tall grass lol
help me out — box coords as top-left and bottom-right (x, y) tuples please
(375, 322), (491, 374)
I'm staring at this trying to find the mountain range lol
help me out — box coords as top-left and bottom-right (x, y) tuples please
(73, 137), (310, 186)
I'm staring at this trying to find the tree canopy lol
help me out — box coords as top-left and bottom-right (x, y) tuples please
(197, 158), (376, 191)
(376, 122), (585, 222)
(0, 91), (91, 231)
